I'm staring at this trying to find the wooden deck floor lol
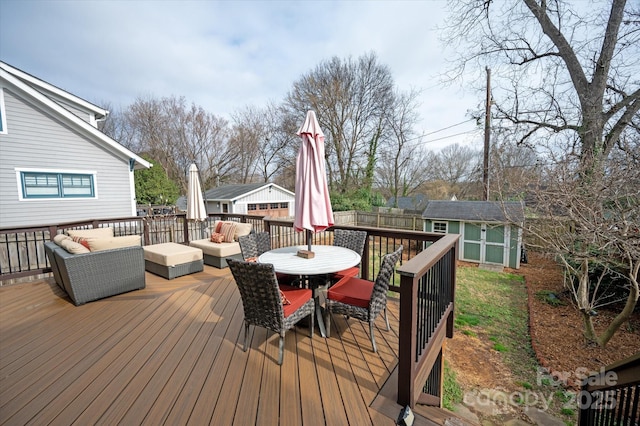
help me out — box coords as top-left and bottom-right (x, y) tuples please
(0, 266), (456, 425)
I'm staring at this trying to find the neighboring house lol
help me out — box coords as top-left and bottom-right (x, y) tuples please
(0, 62), (151, 228)
(188, 183), (295, 218)
(422, 200), (525, 269)
(385, 194), (429, 214)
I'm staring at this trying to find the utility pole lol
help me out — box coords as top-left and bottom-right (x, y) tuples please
(483, 67), (491, 201)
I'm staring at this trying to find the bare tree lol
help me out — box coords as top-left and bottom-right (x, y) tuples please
(444, 0), (639, 171)
(444, 0), (640, 345)
(284, 52), (395, 194)
(525, 147), (639, 346)
(109, 95), (232, 194)
(229, 102), (295, 185)
(432, 143), (482, 198)
(376, 89), (428, 201)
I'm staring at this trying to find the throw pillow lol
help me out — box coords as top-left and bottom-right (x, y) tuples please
(71, 236), (91, 250)
(279, 290), (291, 305)
(245, 257), (258, 262)
(53, 234), (71, 245)
(214, 221), (224, 233)
(220, 222), (237, 244)
(210, 232), (225, 243)
(234, 222), (252, 241)
(59, 238), (91, 254)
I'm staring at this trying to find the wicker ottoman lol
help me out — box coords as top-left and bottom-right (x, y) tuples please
(143, 243), (204, 279)
(189, 239), (244, 268)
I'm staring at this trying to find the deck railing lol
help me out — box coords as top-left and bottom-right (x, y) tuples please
(396, 234), (458, 408)
(578, 352), (640, 426)
(1, 214), (458, 411)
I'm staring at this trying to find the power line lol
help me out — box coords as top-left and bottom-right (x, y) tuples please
(397, 119), (479, 149)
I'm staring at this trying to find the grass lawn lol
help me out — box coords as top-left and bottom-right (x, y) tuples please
(444, 265), (578, 425)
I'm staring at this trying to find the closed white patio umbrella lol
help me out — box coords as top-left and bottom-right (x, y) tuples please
(187, 164), (208, 237)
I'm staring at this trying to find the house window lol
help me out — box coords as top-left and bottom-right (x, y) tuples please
(20, 171), (95, 199)
(0, 89), (7, 134)
(248, 204), (257, 211)
(433, 221), (448, 233)
(280, 202), (288, 209)
(259, 203), (268, 210)
(270, 203), (279, 209)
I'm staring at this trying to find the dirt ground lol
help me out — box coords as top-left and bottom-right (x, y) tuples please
(446, 251), (640, 423)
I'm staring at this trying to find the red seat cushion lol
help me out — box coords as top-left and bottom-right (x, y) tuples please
(279, 284), (312, 317)
(332, 266), (360, 280)
(327, 277), (373, 308)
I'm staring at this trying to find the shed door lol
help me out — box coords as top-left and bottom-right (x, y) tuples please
(461, 223), (506, 265)
(462, 223), (482, 261)
(484, 224), (505, 265)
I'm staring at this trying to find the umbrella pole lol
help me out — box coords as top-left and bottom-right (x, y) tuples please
(306, 229), (312, 252)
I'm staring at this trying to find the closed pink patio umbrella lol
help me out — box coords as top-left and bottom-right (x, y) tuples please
(294, 110), (334, 252)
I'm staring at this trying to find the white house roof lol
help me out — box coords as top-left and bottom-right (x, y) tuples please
(204, 183), (294, 201)
(0, 61), (150, 170)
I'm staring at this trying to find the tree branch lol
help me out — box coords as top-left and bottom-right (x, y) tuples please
(592, 0), (628, 95)
(523, 0), (589, 97)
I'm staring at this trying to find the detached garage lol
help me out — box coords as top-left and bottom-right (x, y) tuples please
(204, 183), (295, 218)
(422, 200), (525, 269)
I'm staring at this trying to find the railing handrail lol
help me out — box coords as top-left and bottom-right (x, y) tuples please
(396, 233), (458, 408)
(578, 352), (640, 425)
(582, 352), (640, 392)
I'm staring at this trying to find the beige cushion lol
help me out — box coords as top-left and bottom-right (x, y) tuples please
(189, 239), (241, 257)
(67, 227), (114, 239)
(143, 243), (203, 266)
(234, 222), (252, 240)
(53, 234), (71, 245)
(59, 238), (91, 254)
(212, 220), (252, 241)
(87, 235), (141, 252)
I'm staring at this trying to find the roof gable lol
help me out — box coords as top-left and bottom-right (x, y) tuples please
(0, 62), (107, 119)
(422, 200), (525, 223)
(0, 62), (150, 170)
(204, 183), (294, 201)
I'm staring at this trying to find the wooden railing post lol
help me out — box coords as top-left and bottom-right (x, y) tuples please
(398, 272), (418, 407)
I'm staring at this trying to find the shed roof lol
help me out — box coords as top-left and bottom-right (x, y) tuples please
(386, 194), (429, 211)
(422, 200), (525, 224)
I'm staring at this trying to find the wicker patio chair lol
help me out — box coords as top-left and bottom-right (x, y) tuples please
(238, 232), (271, 261)
(325, 245), (403, 353)
(227, 258), (315, 365)
(331, 229), (368, 282)
(238, 232), (297, 286)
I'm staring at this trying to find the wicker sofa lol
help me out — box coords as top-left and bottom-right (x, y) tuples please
(44, 241), (146, 306)
(188, 220), (253, 268)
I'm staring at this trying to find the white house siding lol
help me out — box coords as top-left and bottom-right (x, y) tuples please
(52, 98), (94, 125)
(236, 186), (295, 217)
(0, 89), (135, 228)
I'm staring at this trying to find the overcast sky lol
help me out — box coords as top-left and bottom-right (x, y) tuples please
(1, 0), (483, 151)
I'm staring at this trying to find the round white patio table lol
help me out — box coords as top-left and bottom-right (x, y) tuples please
(258, 245), (361, 337)
(257, 245), (360, 276)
